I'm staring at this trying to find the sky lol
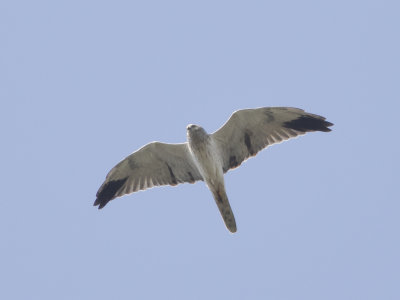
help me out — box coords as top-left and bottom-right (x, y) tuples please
(1, 0), (400, 299)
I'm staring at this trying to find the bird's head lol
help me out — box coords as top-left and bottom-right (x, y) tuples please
(186, 124), (199, 131)
(186, 124), (208, 143)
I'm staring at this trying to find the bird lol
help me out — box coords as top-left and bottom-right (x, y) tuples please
(94, 107), (333, 233)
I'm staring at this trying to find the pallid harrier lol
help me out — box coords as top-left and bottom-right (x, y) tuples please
(95, 107), (333, 233)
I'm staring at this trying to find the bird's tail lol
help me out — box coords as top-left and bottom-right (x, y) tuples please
(210, 184), (237, 233)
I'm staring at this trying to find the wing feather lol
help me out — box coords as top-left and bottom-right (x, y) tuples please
(94, 142), (203, 209)
(212, 107), (333, 173)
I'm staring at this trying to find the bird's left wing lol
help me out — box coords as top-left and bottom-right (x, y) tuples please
(211, 107), (333, 173)
(94, 142), (203, 209)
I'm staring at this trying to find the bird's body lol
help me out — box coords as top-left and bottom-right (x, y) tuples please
(95, 107), (333, 233)
(187, 125), (236, 232)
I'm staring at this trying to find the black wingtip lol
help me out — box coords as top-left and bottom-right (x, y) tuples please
(283, 115), (333, 132)
(93, 199), (106, 209)
(94, 177), (128, 209)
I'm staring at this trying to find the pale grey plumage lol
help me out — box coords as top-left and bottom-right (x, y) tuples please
(95, 107), (333, 233)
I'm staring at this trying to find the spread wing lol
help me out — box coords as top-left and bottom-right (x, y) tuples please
(212, 107), (333, 173)
(94, 142), (203, 209)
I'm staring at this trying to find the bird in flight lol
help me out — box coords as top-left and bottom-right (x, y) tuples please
(94, 107), (333, 233)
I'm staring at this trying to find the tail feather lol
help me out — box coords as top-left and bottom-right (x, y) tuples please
(211, 185), (237, 233)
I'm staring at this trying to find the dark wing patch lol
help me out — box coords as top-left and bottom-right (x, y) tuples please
(94, 177), (128, 209)
(187, 172), (195, 183)
(223, 155), (239, 173)
(229, 155), (239, 169)
(283, 115), (333, 132)
(244, 132), (255, 155)
(166, 163), (178, 186)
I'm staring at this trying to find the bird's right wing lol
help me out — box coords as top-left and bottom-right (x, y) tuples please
(94, 142), (203, 209)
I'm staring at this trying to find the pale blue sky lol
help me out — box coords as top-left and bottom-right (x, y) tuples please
(1, 1), (399, 299)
